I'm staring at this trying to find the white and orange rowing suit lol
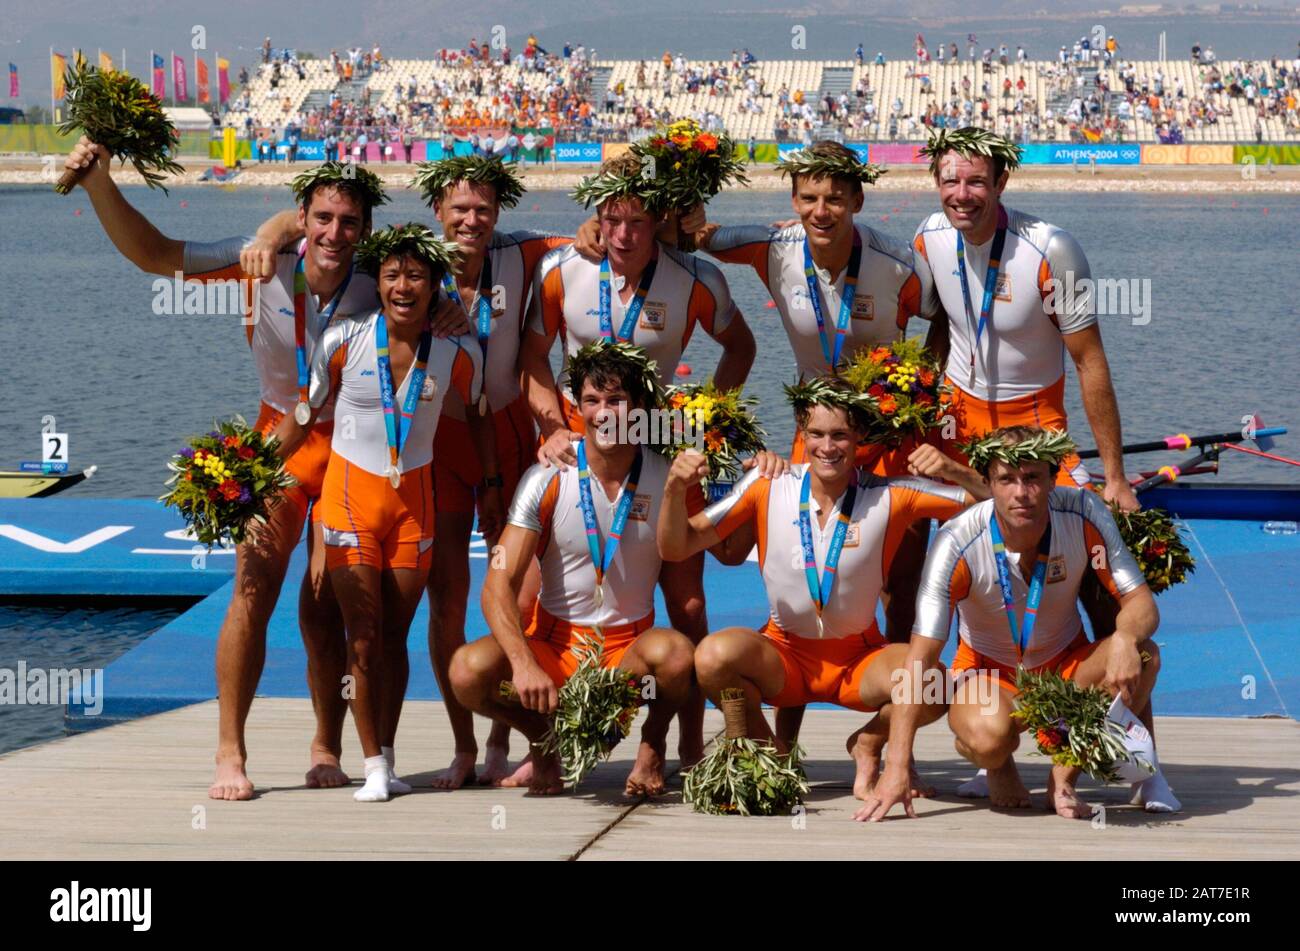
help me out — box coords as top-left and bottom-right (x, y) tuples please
(506, 449), (704, 684)
(433, 230), (571, 517)
(708, 221), (931, 474)
(306, 311), (483, 571)
(913, 487), (1146, 693)
(912, 206), (1094, 486)
(703, 466), (968, 710)
(183, 236), (379, 513)
(527, 242), (740, 431)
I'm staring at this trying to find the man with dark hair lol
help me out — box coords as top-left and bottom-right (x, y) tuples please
(857, 426), (1180, 821)
(450, 342), (703, 796)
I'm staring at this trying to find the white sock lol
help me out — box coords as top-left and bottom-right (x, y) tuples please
(1131, 769), (1181, 813)
(957, 768), (989, 798)
(354, 755), (391, 802)
(382, 745), (411, 795)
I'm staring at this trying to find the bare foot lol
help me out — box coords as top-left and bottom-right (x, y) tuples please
(986, 759), (1032, 809)
(477, 745), (511, 786)
(305, 747), (349, 789)
(430, 751), (477, 790)
(526, 752), (565, 796)
(625, 741), (667, 797)
(847, 727), (884, 800)
(209, 754), (254, 801)
(1046, 767), (1092, 819)
(498, 752), (536, 788)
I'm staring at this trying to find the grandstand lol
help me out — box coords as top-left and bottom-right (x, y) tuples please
(220, 48), (1300, 147)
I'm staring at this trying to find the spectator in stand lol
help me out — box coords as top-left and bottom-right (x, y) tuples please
(875, 51), (886, 66)
(856, 43), (865, 65)
(262, 37), (271, 65)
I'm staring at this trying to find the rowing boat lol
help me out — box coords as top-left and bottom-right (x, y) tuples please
(0, 466), (97, 499)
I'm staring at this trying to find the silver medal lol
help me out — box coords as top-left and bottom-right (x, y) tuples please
(594, 585), (605, 608)
(386, 464), (401, 489)
(294, 401), (311, 425)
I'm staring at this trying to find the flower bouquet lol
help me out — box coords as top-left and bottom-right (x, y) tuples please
(1109, 505), (1195, 594)
(655, 382), (766, 494)
(55, 60), (183, 194)
(160, 416), (295, 548)
(501, 631), (641, 788)
(839, 338), (950, 446)
(1011, 667), (1155, 784)
(632, 118), (748, 251)
(681, 688), (809, 816)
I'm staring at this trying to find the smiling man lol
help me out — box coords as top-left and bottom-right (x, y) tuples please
(658, 377), (987, 798)
(62, 143), (386, 800)
(913, 127), (1137, 511)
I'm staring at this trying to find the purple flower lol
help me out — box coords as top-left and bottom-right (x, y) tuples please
(208, 431), (221, 439)
(238, 488), (252, 504)
(179, 447), (195, 459)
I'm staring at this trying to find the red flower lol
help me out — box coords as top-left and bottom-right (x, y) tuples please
(918, 369), (935, 387)
(878, 396), (898, 415)
(915, 392), (934, 406)
(184, 472), (193, 482)
(223, 436), (239, 449)
(868, 383), (886, 397)
(220, 479), (243, 501)
(650, 136), (667, 148)
(694, 133), (719, 152)
(206, 489), (221, 502)
(1146, 542), (1169, 557)
(237, 446), (255, 460)
(1036, 728), (1064, 750)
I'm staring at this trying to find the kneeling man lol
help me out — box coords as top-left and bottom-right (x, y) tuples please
(659, 378), (986, 798)
(857, 426), (1179, 822)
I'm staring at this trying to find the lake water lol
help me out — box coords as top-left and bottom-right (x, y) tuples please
(1, 183), (1297, 493)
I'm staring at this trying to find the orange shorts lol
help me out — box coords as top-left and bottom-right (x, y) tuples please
(950, 632), (1095, 695)
(789, 428), (939, 477)
(433, 397), (534, 516)
(254, 401), (332, 517)
(940, 376), (1089, 488)
(761, 619), (889, 712)
(523, 604), (652, 686)
(317, 454), (434, 572)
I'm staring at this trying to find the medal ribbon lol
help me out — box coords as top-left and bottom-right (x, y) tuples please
(441, 251), (494, 359)
(798, 469), (859, 623)
(576, 438), (643, 591)
(954, 205), (1008, 386)
(989, 511), (1053, 658)
(598, 253), (658, 344)
(375, 312), (433, 478)
(294, 242), (354, 407)
(803, 228), (863, 372)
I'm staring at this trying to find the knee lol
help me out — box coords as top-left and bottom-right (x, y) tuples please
(448, 642), (492, 704)
(693, 629), (742, 685)
(955, 718), (1017, 765)
(646, 630), (696, 688)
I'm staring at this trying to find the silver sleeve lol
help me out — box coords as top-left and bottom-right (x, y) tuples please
(306, 318), (354, 409)
(1042, 227), (1097, 334)
(912, 525), (964, 641)
(701, 466), (764, 530)
(183, 236), (253, 275)
(1081, 489), (1147, 595)
(707, 224), (773, 254)
(506, 463), (559, 533)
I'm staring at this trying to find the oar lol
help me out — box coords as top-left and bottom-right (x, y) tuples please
(1078, 419), (1285, 458)
(1131, 445), (1224, 494)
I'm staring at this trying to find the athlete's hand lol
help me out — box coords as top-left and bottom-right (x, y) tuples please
(1104, 477), (1141, 513)
(743, 450), (790, 480)
(573, 214), (604, 261)
(907, 443), (958, 481)
(513, 660), (558, 715)
(430, 296), (471, 337)
(64, 136), (112, 189)
(668, 449), (710, 491)
(240, 236), (280, 283)
(769, 217), (800, 230)
(477, 485), (505, 544)
(695, 222), (721, 251)
(853, 763), (916, 822)
(538, 429), (580, 470)
(678, 204), (706, 235)
(1102, 633), (1144, 706)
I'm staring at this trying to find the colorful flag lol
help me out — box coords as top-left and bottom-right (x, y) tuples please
(152, 52), (165, 98)
(217, 57), (230, 104)
(173, 53), (187, 101)
(51, 51), (67, 100)
(99, 51), (114, 71)
(7, 63), (17, 99)
(196, 56), (210, 104)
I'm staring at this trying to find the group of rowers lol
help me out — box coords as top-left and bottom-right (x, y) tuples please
(63, 125), (1179, 819)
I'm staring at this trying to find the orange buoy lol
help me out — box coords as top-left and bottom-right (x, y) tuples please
(880, 214), (889, 222)
(179, 200), (189, 208)
(1263, 207), (1269, 215)
(73, 208), (82, 216)
(675, 363), (690, 377)
(764, 299), (776, 308)
(532, 203), (540, 211)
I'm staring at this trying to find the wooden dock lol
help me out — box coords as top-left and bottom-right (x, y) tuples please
(1, 700), (1297, 860)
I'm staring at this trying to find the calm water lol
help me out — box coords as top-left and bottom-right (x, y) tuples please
(0, 604), (184, 754)
(1, 184), (1297, 492)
